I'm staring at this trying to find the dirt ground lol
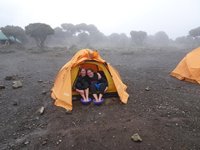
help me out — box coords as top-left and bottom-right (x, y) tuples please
(0, 47), (199, 150)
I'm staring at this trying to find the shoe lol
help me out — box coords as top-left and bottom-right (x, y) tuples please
(80, 98), (92, 105)
(93, 98), (104, 106)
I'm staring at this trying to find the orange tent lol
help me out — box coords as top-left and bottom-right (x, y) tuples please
(170, 47), (200, 84)
(51, 49), (129, 111)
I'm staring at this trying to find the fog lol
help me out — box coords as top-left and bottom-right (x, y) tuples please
(1, 1), (200, 149)
(0, 0), (200, 39)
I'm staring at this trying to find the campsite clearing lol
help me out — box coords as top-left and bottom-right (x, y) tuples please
(0, 47), (199, 150)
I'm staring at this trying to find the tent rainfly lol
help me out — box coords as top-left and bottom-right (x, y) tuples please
(51, 49), (129, 111)
(171, 47), (200, 84)
(0, 30), (8, 40)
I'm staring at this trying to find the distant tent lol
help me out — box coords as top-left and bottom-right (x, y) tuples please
(0, 30), (22, 45)
(8, 36), (22, 44)
(170, 47), (200, 84)
(51, 49), (129, 111)
(0, 30), (8, 40)
(0, 30), (8, 44)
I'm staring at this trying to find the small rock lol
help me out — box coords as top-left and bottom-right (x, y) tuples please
(39, 106), (45, 115)
(42, 140), (47, 145)
(72, 122), (76, 126)
(13, 101), (18, 106)
(56, 140), (61, 145)
(43, 81), (49, 84)
(131, 133), (142, 142)
(12, 81), (22, 89)
(42, 90), (47, 95)
(145, 86), (150, 91)
(165, 123), (171, 127)
(0, 85), (5, 89)
(10, 143), (15, 147)
(38, 80), (43, 83)
(24, 141), (29, 145)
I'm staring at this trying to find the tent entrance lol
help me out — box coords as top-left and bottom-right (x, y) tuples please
(71, 61), (117, 96)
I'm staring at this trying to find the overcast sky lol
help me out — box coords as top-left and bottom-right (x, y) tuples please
(0, 0), (200, 39)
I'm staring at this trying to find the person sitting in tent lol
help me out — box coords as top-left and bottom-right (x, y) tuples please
(87, 68), (108, 103)
(75, 68), (91, 102)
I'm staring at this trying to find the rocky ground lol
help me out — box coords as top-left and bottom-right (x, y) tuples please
(0, 46), (199, 150)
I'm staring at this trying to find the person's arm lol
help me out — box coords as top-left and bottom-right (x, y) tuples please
(100, 76), (107, 83)
(75, 76), (81, 87)
(97, 72), (107, 84)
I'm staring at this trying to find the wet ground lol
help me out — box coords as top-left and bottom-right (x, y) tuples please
(0, 47), (199, 150)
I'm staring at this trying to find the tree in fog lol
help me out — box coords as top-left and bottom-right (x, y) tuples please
(86, 24), (106, 45)
(45, 27), (66, 46)
(109, 33), (120, 43)
(75, 23), (105, 46)
(1, 25), (27, 43)
(86, 24), (99, 34)
(61, 23), (76, 37)
(54, 27), (65, 38)
(76, 23), (88, 33)
(108, 33), (129, 47)
(175, 36), (194, 46)
(130, 31), (147, 45)
(189, 26), (200, 38)
(25, 23), (54, 48)
(176, 32), (200, 48)
(53, 27), (66, 42)
(78, 32), (90, 45)
(175, 36), (192, 43)
(119, 33), (129, 46)
(154, 31), (169, 45)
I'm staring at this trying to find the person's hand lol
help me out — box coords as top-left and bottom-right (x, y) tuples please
(97, 73), (101, 80)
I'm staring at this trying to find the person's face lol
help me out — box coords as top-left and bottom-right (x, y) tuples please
(87, 70), (94, 78)
(80, 69), (86, 76)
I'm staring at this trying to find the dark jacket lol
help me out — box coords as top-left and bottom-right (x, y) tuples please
(75, 75), (89, 90)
